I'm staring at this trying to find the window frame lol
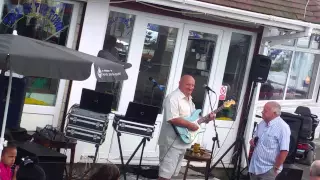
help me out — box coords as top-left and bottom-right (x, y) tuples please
(258, 38), (320, 104)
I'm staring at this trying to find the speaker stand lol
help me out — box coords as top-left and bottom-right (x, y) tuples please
(207, 81), (257, 180)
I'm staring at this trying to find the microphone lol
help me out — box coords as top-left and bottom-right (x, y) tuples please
(203, 84), (215, 92)
(149, 77), (165, 91)
(149, 77), (158, 87)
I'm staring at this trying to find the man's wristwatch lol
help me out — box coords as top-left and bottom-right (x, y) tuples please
(273, 166), (280, 171)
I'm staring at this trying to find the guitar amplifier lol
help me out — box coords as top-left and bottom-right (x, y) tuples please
(65, 125), (106, 145)
(113, 116), (155, 138)
(67, 106), (109, 132)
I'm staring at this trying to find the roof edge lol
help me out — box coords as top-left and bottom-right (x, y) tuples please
(137, 0), (320, 33)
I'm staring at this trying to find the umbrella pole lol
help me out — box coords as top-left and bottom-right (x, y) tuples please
(0, 69), (12, 159)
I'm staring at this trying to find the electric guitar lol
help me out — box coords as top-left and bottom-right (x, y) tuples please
(173, 99), (236, 144)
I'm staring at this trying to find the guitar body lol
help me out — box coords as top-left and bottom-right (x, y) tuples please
(172, 99), (235, 144)
(174, 109), (205, 144)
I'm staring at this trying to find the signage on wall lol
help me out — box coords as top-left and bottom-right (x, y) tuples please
(219, 85), (228, 101)
(1, 0), (66, 33)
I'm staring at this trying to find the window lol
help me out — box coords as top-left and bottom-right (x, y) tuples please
(1, 0), (75, 106)
(95, 11), (135, 111)
(259, 37), (320, 101)
(286, 52), (319, 99)
(259, 49), (293, 100)
(216, 33), (252, 120)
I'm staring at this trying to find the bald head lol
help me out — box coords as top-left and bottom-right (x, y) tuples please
(262, 101), (281, 122)
(179, 75), (195, 97)
(311, 160), (320, 180)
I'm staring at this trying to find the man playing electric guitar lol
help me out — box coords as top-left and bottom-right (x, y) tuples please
(158, 75), (216, 180)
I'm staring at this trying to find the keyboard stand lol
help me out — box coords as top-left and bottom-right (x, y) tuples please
(116, 131), (150, 180)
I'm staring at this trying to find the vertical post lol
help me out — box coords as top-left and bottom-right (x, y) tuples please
(0, 68), (12, 160)
(117, 132), (126, 180)
(0, 0), (4, 20)
(93, 144), (100, 164)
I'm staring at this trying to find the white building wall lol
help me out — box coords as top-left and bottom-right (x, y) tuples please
(65, 5), (257, 166)
(67, 0), (112, 163)
(63, 6), (320, 169)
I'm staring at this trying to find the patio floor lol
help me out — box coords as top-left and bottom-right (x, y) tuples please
(69, 163), (227, 180)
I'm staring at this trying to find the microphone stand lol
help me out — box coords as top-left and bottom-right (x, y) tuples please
(151, 84), (156, 105)
(205, 89), (220, 180)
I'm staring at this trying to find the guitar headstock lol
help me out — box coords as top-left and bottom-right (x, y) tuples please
(223, 99), (236, 108)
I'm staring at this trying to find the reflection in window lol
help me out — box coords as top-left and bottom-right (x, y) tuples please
(0, 0), (74, 106)
(280, 31), (295, 46)
(181, 31), (217, 110)
(216, 33), (251, 121)
(285, 52), (320, 99)
(259, 49), (292, 100)
(133, 24), (178, 112)
(95, 11), (135, 110)
(259, 50), (320, 100)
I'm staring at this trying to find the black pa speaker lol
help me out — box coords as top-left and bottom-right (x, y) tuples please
(0, 76), (27, 129)
(249, 54), (272, 83)
(16, 142), (67, 180)
(280, 112), (303, 164)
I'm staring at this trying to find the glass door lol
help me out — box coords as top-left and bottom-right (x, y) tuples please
(118, 16), (184, 115)
(170, 24), (225, 117)
(113, 16), (184, 158)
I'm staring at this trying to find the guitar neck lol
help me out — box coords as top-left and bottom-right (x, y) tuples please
(197, 105), (225, 124)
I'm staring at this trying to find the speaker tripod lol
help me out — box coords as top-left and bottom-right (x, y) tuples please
(206, 81), (258, 180)
(207, 136), (249, 180)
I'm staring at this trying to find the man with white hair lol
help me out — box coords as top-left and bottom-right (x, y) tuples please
(249, 101), (291, 180)
(310, 160), (320, 180)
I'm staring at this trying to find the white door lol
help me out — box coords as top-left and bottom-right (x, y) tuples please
(108, 16), (184, 162)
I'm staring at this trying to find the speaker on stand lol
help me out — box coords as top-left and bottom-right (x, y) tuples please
(249, 54), (272, 83)
(206, 54), (272, 180)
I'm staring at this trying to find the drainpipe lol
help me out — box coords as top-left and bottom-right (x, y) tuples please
(137, 0), (320, 32)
